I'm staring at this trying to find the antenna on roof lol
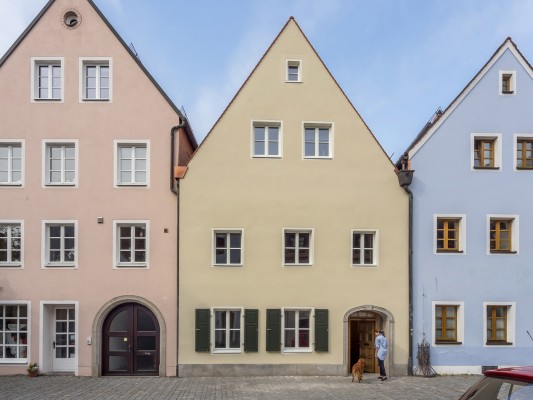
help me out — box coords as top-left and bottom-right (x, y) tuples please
(129, 42), (140, 60)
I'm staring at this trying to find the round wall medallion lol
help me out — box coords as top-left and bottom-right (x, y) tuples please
(61, 9), (82, 29)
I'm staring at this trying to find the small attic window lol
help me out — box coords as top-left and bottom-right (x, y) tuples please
(286, 60), (302, 82)
(62, 10), (81, 29)
(499, 71), (515, 95)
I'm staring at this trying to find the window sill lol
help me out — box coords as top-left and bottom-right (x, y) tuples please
(435, 341), (462, 345)
(516, 167), (533, 170)
(82, 98), (110, 102)
(501, 91), (515, 94)
(0, 183), (22, 186)
(473, 166), (500, 170)
(212, 349), (243, 354)
(116, 183), (148, 187)
(285, 80), (302, 83)
(252, 155), (282, 159)
(486, 341), (513, 346)
(0, 264), (22, 268)
(303, 156), (333, 160)
(44, 264), (76, 268)
(0, 359), (28, 365)
(282, 348), (312, 353)
(436, 250), (464, 254)
(489, 250), (517, 254)
(45, 183), (76, 186)
(352, 264), (378, 268)
(33, 98), (62, 102)
(115, 264), (147, 268)
(284, 264), (313, 267)
(213, 264), (243, 267)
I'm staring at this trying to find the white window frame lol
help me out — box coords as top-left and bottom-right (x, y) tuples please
(483, 302), (516, 347)
(114, 140), (150, 187)
(31, 57), (64, 102)
(303, 122), (334, 159)
(351, 229), (379, 267)
(282, 307), (314, 353)
(283, 228), (314, 266)
(499, 70), (516, 95)
(79, 57), (112, 102)
(0, 140), (24, 187)
(486, 214), (519, 255)
(0, 221), (24, 268)
(211, 307), (244, 354)
(286, 59), (302, 82)
(433, 214), (466, 255)
(471, 133), (502, 171)
(212, 229), (243, 267)
(251, 121), (282, 158)
(0, 301), (31, 364)
(431, 301), (464, 346)
(513, 133), (533, 171)
(41, 220), (78, 269)
(42, 140), (79, 187)
(113, 220), (149, 269)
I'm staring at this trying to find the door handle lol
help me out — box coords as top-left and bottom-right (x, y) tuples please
(53, 341), (56, 349)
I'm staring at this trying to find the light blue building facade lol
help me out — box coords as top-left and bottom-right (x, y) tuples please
(402, 39), (533, 374)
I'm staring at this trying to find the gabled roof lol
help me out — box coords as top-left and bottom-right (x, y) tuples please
(188, 17), (392, 165)
(402, 37), (533, 161)
(0, 0), (197, 149)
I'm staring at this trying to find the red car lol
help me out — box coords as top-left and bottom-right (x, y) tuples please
(459, 366), (533, 399)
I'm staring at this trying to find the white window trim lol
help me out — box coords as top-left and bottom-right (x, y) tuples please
(0, 139), (25, 187)
(31, 57), (64, 102)
(41, 220), (78, 269)
(42, 140), (79, 188)
(483, 302), (516, 347)
(286, 59), (302, 83)
(433, 214), (466, 255)
(212, 229), (244, 267)
(282, 228), (314, 267)
(250, 120), (283, 158)
(113, 220), (150, 269)
(499, 70), (516, 95)
(486, 214), (519, 255)
(79, 57), (112, 102)
(0, 301), (31, 365)
(211, 307), (244, 354)
(113, 140), (150, 188)
(282, 307), (314, 353)
(302, 122), (334, 159)
(351, 229), (379, 267)
(470, 133), (502, 171)
(431, 301), (464, 346)
(0, 220), (24, 268)
(513, 133), (533, 171)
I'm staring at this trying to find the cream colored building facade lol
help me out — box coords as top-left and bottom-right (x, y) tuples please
(178, 18), (409, 377)
(0, 0), (195, 376)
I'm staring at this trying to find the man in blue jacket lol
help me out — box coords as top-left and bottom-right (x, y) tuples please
(374, 329), (388, 381)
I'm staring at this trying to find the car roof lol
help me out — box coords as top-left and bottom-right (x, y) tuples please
(484, 366), (533, 382)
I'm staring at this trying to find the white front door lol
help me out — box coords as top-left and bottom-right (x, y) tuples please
(52, 307), (76, 372)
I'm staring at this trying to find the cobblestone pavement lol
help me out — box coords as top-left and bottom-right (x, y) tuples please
(0, 374), (481, 400)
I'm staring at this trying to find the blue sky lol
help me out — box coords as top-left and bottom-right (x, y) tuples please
(2, 1), (533, 160)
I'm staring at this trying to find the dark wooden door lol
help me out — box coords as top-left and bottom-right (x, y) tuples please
(102, 303), (159, 376)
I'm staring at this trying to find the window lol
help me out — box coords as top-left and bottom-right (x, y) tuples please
(114, 222), (148, 268)
(436, 218), (459, 252)
(352, 230), (377, 266)
(80, 58), (111, 101)
(435, 305), (458, 343)
(284, 229), (313, 265)
(213, 230), (242, 266)
(0, 304), (28, 362)
(115, 141), (149, 186)
(499, 71), (515, 95)
(43, 141), (77, 186)
(32, 58), (63, 101)
(286, 60), (301, 82)
(304, 124), (333, 158)
(489, 216), (517, 253)
(252, 123), (281, 157)
(0, 142), (22, 185)
(213, 309), (242, 353)
(472, 134), (501, 170)
(43, 222), (77, 268)
(0, 222), (22, 267)
(484, 303), (515, 346)
(283, 309), (311, 351)
(516, 137), (533, 169)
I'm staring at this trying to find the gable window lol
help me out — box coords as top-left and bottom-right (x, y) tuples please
(213, 309), (242, 353)
(435, 305), (458, 343)
(0, 223), (22, 267)
(0, 304), (28, 362)
(253, 123), (281, 157)
(43, 222), (76, 268)
(44, 141), (77, 186)
(472, 134), (501, 170)
(0, 142), (22, 185)
(489, 217), (516, 253)
(284, 229), (312, 265)
(286, 60), (301, 82)
(304, 123), (333, 159)
(213, 230), (242, 266)
(114, 222), (148, 268)
(283, 309), (311, 352)
(499, 71), (515, 95)
(352, 230), (377, 266)
(516, 138), (533, 169)
(32, 58), (63, 101)
(80, 58), (111, 101)
(115, 141), (149, 186)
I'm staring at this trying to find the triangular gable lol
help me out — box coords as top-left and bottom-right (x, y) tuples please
(188, 17), (391, 165)
(406, 38), (533, 160)
(0, 0), (197, 148)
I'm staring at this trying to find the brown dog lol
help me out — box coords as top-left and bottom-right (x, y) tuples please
(351, 358), (366, 382)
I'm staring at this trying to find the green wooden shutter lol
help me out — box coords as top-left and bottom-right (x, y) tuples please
(314, 309), (329, 352)
(266, 309), (281, 352)
(244, 309), (259, 352)
(195, 309), (210, 352)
